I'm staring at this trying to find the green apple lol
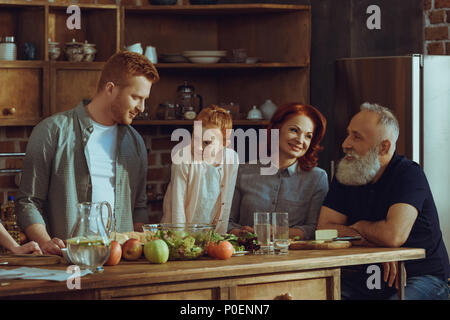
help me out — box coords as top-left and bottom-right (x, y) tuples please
(144, 239), (169, 264)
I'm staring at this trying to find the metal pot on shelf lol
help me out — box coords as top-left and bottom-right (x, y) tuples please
(64, 38), (84, 62)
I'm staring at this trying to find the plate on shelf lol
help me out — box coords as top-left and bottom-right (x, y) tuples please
(183, 50), (227, 57)
(183, 50), (227, 64)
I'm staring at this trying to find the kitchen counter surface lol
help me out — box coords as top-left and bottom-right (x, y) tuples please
(0, 247), (425, 300)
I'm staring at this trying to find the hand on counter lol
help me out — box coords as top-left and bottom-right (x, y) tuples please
(39, 237), (66, 256)
(9, 241), (43, 255)
(229, 226), (254, 237)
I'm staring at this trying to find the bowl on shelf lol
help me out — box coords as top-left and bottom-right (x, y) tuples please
(156, 223), (216, 260)
(245, 57), (260, 64)
(159, 53), (188, 63)
(183, 50), (227, 64)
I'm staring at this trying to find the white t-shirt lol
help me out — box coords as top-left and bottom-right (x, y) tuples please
(85, 121), (118, 220)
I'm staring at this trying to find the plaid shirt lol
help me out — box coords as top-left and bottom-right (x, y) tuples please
(16, 101), (149, 239)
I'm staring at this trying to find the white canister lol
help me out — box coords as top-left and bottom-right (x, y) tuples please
(0, 36), (17, 61)
(260, 99), (277, 120)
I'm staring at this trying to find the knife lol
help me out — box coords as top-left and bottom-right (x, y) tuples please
(333, 236), (362, 241)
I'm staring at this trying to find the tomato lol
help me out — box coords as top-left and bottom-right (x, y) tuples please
(214, 241), (234, 260)
(207, 242), (218, 258)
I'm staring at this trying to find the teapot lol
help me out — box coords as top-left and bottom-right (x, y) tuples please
(66, 201), (115, 273)
(177, 81), (203, 120)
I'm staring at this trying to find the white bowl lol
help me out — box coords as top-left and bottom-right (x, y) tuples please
(186, 56), (222, 64)
(183, 50), (226, 57)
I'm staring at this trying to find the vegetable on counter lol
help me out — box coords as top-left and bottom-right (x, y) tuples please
(209, 231), (260, 253)
(155, 229), (207, 260)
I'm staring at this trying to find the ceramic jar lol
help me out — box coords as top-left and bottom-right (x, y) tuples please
(83, 41), (96, 62)
(65, 39), (84, 62)
(247, 105), (263, 120)
(260, 99), (277, 120)
(48, 40), (60, 61)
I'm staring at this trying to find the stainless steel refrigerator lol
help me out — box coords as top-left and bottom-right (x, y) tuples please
(334, 54), (450, 256)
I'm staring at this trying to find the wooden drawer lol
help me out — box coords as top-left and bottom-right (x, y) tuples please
(237, 277), (328, 300)
(233, 269), (340, 300)
(99, 281), (220, 300)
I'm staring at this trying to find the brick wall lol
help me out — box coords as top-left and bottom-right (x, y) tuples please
(0, 125), (178, 224)
(424, 0), (450, 54)
(0, 127), (31, 204)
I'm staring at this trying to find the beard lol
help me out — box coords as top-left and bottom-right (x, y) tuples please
(335, 145), (381, 186)
(110, 92), (134, 125)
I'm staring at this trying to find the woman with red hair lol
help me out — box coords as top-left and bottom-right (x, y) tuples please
(228, 103), (329, 240)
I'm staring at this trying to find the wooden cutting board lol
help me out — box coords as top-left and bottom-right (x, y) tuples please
(289, 240), (351, 250)
(0, 254), (62, 266)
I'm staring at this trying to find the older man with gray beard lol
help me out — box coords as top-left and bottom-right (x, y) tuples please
(318, 103), (449, 300)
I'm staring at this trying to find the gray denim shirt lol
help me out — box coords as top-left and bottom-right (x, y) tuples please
(16, 101), (149, 239)
(228, 162), (329, 240)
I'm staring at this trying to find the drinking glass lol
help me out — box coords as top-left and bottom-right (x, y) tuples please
(253, 212), (272, 255)
(272, 212), (289, 255)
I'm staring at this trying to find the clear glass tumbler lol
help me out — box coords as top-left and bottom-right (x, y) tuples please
(272, 212), (289, 255)
(253, 212), (272, 255)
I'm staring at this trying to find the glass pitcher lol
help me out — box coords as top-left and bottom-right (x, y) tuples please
(66, 201), (114, 273)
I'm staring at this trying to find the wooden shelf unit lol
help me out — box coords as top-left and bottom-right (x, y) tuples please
(0, 2), (311, 126)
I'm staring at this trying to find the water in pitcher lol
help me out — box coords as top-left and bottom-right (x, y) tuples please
(67, 236), (110, 272)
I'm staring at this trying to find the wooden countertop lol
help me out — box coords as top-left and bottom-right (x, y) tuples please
(0, 247), (424, 298)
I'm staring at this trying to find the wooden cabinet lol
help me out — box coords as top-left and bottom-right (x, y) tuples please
(0, 61), (49, 125)
(0, 1), (310, 126)
(98, 268), (340, 300)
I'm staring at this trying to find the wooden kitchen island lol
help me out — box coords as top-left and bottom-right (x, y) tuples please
(0, 247), (424, 300)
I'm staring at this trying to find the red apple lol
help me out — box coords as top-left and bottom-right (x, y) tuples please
(122, 238), (143, 260)
(104, 240), (122, 266)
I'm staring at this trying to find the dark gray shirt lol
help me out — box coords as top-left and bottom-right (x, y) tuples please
(16, 101), (149, 239)
(228, 162), (329, 240)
